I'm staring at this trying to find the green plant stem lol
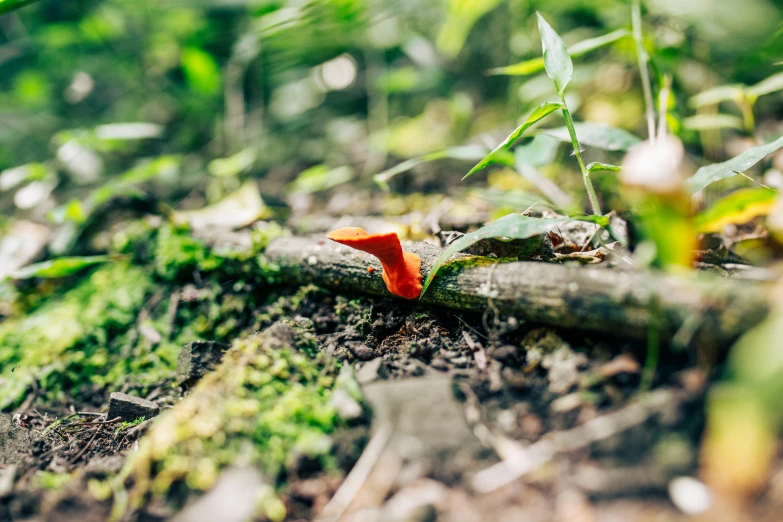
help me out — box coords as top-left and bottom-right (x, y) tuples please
(559, 95), (602, 215)
(640, 307), (660, 392)
(632, 0), (656, 142)
(657, 74), (672, 139)
(738, 95), (756, 136)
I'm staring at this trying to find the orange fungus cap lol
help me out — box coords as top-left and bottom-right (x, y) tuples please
(327, 227), (422, 299)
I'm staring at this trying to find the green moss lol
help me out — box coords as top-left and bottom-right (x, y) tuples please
(334, 296), (372, 335)
(0, 262), (153, 410)
(33, 471), (74, 490)
(118, 328), (342, 519)
(154, 223), (227, 281)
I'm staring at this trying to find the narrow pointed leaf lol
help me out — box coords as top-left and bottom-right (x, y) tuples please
(687, 136), (783, 193)
(542, 122), (642, 151)
(695, 187), (777, 233)
(683, 114), (744, 131)
(689, 85), (744, 108)
(8, 256), (112, 280)
(374, 145), (490, 189)
(463, 101), (564, 179)
(747, 72), (783, 98)
(421, 214), (608, 296)
(488, 29), (629, 76)
(536, 12), (573, 96)
(586, 162), (621, 173)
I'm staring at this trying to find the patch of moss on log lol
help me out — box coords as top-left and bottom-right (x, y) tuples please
(111, 323), (345, 521)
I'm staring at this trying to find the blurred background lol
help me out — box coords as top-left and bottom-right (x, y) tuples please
(1, 0), (782, 261)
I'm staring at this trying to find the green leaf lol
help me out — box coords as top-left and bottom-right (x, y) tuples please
(8, 256), (112, 280)
(181, 47), (221, 95)
(689, 85), (744, 108)
(514, 134), (560, 168)
(542, 122), (642, 151)
(747, 72), (783, 98)
(287, 165), (354, 194)
(436, 0), (503, 59)
(374, 145), (490, 190)
(208, 148), (257, 178)
(463, 101), (564, 179)
(536, 12), (573, 96)
(488, 29), (629, 76)
(695, 187), (777, 233)
(47, 198), (87, 225)
(172, 180), (272, 230)
(682, 114), (744, 131)
(687, 136), (783, 193)
(0, 0), (39, 15)
(585, 162), (620, 173)
(421, 214), (608, 296)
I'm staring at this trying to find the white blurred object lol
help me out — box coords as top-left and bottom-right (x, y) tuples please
(95, 122), (163, 140)
(57, 141), (103, 183)
(668, 476), (712, 515)
(65, 71), (94, 103)
(0, 220), (51, 280)
(621, 135), (686, 193)
(14, 181), (55, 210)
(318, 54), (358, 91)
(171, 466), (273, 522)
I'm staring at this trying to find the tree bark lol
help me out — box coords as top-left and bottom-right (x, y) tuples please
(265, 235), (772, 347)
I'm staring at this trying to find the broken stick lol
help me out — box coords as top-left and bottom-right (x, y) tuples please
(264, 235), (771, 347)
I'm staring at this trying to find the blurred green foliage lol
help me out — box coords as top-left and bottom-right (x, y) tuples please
(1, 0), (780, 208)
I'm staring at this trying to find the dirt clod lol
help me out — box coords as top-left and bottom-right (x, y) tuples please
(0, 414), (32, 466)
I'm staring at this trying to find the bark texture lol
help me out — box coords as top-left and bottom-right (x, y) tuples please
(265, 235), (772, 347)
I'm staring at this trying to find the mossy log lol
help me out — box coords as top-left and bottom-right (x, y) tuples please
(265, 235), (772, 347)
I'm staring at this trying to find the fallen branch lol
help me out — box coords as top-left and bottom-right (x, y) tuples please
(265, 235), (772, 346)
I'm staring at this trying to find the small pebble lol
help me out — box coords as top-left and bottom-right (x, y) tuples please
(107, 392), (160, 422)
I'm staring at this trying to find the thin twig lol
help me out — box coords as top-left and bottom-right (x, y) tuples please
(315, 424), (394, 522)
(70, 428), (101, 465)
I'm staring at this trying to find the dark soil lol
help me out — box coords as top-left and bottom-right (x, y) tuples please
(2, 282), (781, 522)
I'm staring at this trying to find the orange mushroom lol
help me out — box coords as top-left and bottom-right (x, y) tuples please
(326, 227), (422, 299)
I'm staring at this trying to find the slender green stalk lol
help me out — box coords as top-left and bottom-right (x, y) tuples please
(559, 94), (602, 215)
(640, 308), (660, 392)
(738, 95), (756, 135)
(657, 74), (672, 139)
(632, 0), (656, 142)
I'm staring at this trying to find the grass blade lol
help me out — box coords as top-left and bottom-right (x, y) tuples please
(487, 29), (629, 76)
(747, 72), (783, 98)
(374, 145), (490, 189)
(8, 256), (112, 280)
(682, 114), (744, 131)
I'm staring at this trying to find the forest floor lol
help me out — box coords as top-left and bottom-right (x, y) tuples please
(0, 193), (779, 522)
(2, 234), (782, 522)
